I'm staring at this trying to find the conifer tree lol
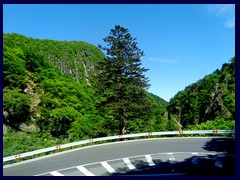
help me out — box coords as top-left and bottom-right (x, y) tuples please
(95, 25), (152, 135)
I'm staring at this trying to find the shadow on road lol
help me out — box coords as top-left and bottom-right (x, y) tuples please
(203, 137), (235, 154)
(107, 138), (235, 176)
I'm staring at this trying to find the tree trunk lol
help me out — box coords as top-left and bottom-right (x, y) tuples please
(119, 108), (126, 136)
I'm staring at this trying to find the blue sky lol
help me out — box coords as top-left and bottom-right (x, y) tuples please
(3, 4), (235, 101)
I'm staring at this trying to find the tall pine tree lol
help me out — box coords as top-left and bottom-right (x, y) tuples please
(95, 25), (153, 135)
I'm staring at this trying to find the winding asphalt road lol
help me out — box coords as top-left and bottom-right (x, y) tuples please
(3, 137), (235, 176)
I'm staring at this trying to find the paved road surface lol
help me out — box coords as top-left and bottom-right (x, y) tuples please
(3, 137), (235, 176)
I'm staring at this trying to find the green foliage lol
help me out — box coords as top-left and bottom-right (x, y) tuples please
(3, 33), (105, 84)
(153, 117), (168, 131)
(3, 88), (33, 129)
(37, 76), (98, 136)
(185, 118), (235, 130)
(24, 49), (46, 72)
(167, 57), (235, 127)
(95, 25), (154, 135)
(166, 119), (180, 131)
(3, 129), (69, 157)
(147, 92), (168, 107)
(67, 115), (106, 141)
(41, 106), (82, 136)
(3, 45), (27, 88)
(3, 33), (103, 139)
(34, 68), (61, 83)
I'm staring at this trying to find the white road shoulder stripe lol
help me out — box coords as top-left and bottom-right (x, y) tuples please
(77, 166), (95, 176)
(145, 155), (155, 166)
(123, 158), (136, 170)
(101, 161), (116, 173)
(50, 171), (64, 176)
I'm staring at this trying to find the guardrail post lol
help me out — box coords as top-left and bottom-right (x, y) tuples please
(56, 145), (61, 150)
(15, 154), (20, 159)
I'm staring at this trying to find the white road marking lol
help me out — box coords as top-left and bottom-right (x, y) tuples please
(5, 137), (229, 170)
(192, 152), (199, 164)
(167, 153), (173, 155)
(145, 155), (155, 166)
(101, 161), (116, 173)
(76, 166), (95, 176)
(50, 171), (64, 176)
(123, 158), (136, 170)
(168, 156), (176, 164)
(34, 152), (222, 176)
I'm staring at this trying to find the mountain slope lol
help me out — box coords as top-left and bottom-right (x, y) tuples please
(3, 33), (167, 138)
(167, 57), (235, 127)
(3, 33), (105, 135)
(3, 33), (105, 84)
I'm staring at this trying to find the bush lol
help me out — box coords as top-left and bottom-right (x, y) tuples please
(185, 118), (235, 130)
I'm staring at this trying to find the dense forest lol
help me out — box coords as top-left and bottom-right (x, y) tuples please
(3, 26), (235, 157)
(167, 57), (235, 129)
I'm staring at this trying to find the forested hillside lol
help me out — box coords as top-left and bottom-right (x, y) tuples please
(3, 30), (235, 158)
(3, 33), (105, 138)
(167, 57), (235, 129)
(3, 32), (168, 150)
(3, 33), (104, 85)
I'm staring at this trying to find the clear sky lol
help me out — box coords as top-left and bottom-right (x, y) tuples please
(3, 4), (235, 101)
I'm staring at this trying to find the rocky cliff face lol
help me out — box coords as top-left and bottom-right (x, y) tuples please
(46, 49), (98, 84)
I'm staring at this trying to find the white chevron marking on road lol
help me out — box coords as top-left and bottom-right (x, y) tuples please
(50, 171), (64, 176)
(123, 158), (136, 170)
(101, 161), (116, 173)
(145, 155), (155, 166)
(76, 166), (95, 176)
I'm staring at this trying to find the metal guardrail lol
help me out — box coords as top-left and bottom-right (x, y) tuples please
(3, 130), (234, 163)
